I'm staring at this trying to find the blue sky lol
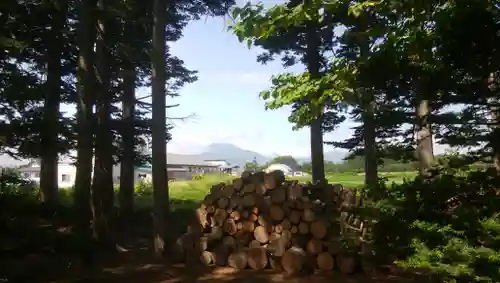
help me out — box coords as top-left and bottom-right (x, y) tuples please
(160, 14), (357, 157)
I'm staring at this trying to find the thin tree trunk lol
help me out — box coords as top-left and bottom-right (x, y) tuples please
(40, 0), (67, 206)
(74, 0), (97, 265)
(91, 0), (114, 245)
(487, 73), (500, 173)
(119, 63), (136, 220)
(415, 98), (434, 175)
(362, 91), (378, 189)
(358, 38), (378, 190)
(306, 23), (326, 186)
(151, 0), (169, 258)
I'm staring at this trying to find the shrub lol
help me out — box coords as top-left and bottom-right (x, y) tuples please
(134, 180), (153, 196)
(364, 166), (500, 282)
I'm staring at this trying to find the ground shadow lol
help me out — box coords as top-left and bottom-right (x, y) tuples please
(0, 195), (425, 283)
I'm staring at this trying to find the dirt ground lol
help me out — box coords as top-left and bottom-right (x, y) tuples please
(61, 261), (420, 283)
(0, 203), (424, 283)
(1, 245), (424, 283)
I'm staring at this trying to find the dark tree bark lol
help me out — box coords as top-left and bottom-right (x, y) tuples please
(305, 23), (326, 186)
(119, 60), (136, 220)
(74, 0), (97, 265)
(90, 0), (115, 244)
(416, 98), (434, 175)
(362, 91), (378, 189)
(40, 0), (68, 206)
(151, 0), (170, 258)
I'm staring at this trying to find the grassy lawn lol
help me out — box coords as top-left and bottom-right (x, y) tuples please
(289, 171), (416, 188)
(55, 172), (416, 210)
(165, 171), (416, 206)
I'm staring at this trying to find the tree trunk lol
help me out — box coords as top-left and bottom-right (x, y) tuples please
(415, 98), (434, 175)
(151, 0), (169, 258)
(74, 0), (97, 265)
(305, 23), (325, 185)
(119, 61), (136, 220)
(91, 0), (114, 245)
(40, 0), (67, 206)
(487, 73), (500, 173)
(362, 91), (378, 190)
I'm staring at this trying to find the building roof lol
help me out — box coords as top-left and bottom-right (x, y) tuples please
(266, 163), (293, 173)
(166, 153), (218, 167)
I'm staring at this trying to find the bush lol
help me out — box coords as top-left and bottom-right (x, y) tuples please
(363, 166), (500, 282)
(0, 169), (38, 197)
(134, 180), (153, 196)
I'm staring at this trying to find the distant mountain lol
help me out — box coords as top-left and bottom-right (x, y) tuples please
(196, 143), (270, 166)
(295, 150), (348, 164)
(167, 143), (347, 168)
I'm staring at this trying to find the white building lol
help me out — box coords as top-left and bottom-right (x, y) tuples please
(16, 158), (154, 188)
(17, 158), (77, 188)
(204, 159), (230, 168)
(265, 163), (294, 176)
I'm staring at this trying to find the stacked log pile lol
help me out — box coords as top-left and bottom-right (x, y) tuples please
(174, 170), (373, 275)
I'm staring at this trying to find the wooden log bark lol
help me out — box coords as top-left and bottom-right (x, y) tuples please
(281, 246), (307, 275)
(247, 247), (268, 270)
(316, 252), (334, 271)
(228, 251), (248, 269)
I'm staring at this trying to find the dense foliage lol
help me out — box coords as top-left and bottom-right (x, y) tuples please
(230, 0), (500, 281)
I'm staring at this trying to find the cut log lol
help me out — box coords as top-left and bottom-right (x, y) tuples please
(268, 256), (281, 270)
(254, 226), (269, 244)
(326, 239), (341, 255)
(281, 219), (291, 231)
(306, 238), (323, 255)
(249, 213), (258, 223)
(195, 207), (209, 228)
(281, 246), (306, 275)
(222, 184), (235, 197)
(268, 235), (287, 257)
(207, 205), (215, 214)
(243, 194), (256, 207)
(200, 251), (214, 266)
(230, 210), (241, 221)
(217, 197), (229, 209)
(310, 220), (327, 239)
(247, 247), (268, 270)
(249, 240), (261, 249)
(316, 252), (334, 271)
(298, 221), (309, 235)
(337, 254), (357, 274)
(228, 251), (248, 269)
(242, 220), (255, 232)
(269, 205), (284, 221)
(233, 178), (244, 191)
(289, 210), (301, 224)
(241, 171), (252, 179)
(302, 208), (316, 222)
(290, 225), (298, 234)
(223, 218), (238, 235)
(222, 236), (237, 251)
(212, 245), (229, 266)
(196, 236), (208, 252)
(208, 226), (223, 240)
(270, 187), (287, 204)
(274, 223), (283, 234)
(234, 230), (253, 247)
(242, 184), (255, 194)
(213, 208), (228, 226)
(263, 170), (285, 190)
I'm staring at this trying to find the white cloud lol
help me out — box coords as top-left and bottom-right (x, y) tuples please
(167, 121), (311, 157)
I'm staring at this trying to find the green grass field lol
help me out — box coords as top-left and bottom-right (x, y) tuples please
(55, 171), (416, 210)
(166, 171), (417, 205)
